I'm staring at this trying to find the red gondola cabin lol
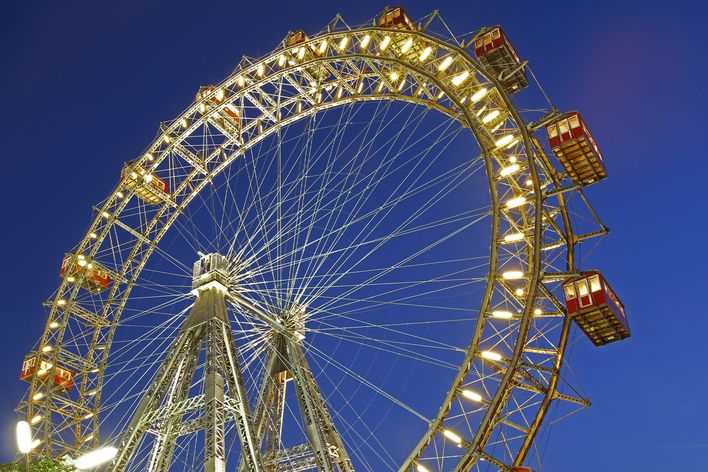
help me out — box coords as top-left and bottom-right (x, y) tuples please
(511, 468), (534, 472)
(196, 85), (242, 131)
(546, 112), (606, 186)
(473, 26), (528, 93)
(20, 354), (75, 392)
(289, 30), (309, 47)
(563, 271), (629, 346)
(378, 6), (417, 31)
(60, 253), (111, 293)
(121, 161), (169, 204)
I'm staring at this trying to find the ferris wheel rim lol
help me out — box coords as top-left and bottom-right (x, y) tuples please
(22, 17), (576, 471)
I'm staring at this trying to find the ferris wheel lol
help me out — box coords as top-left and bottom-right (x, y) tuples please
(16, 6), (630, 472)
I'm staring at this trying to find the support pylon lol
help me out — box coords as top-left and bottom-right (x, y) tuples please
(111, 254), (262, 472)
(245, 306), (354, 472)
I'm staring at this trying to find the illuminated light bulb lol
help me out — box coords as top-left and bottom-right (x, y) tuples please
(297, 101), (302, 113)
(90, 368), (99, 373)
(380, 35), (391, 51)
(89, 232), (97, 239)
(77, 254), (85, 260)
(401, 37), (413, 53)
(87, 390), (98, 396)
(181, 117), (188, 128)
(481, 350), (502, 361)
(437, 91), (444, 99)
(398, 78), (406, 91)
(67, 276), (75, 282)
(438, 56), (453, 71)
(526, 179), (533, 186)
(509, 155), (517, 163)
(101, 211), (110, 218)
(337, 86), (343, 99)
(504, 232), (524, 242)
(115, 191), (124, 199)
(443, 429), (462, 444)
(338, 36), (349, 51)
(162, 135), (170, 144)
(198, 103), (206, 113)
(74, 446), (118, 470)
(144, 174), (153, 183)
(451, 70), (470, 86)
(84, 413), (94, 419)
(357, 81), (364, 93)
(377, 81), (385, 92)
(491, 310), (514, 319)
(461, 389), (483, 402)
(297, 47), (305, 60)
(145, 153), (154, 161)
(32, 392), (44, 401)
(390, 71), (399, 82)
(277, 54), (286, 67)
(534, 308), (543, 316)
(318, 39), (328, 54)
(502, 270), (524, 280)
(78, 259), (87, 267)
(499, 164), (520, 177)
(57, 299), (66, 306)
(482, 110), (500, 124)
(515, 288), (525, 296)
(360, 34), (371, 49)
(505, 196), (527, 208)
(86, 263), (93, 269)
(416, 464), (430, 472)
(470, 87), (488, 102)
(37, 369), (47, 376)
(30, 439), (41, 450)
(42, 345), (53, 352)
(419, 46), (432, 62)
(257, 63), (265, 77)
(82, 434), (94, 442)
(49, 322), (59, 329)
(215, 88), (225, 101)
(505, 138), (520, 149)
(16, 421), (32, 453)
(237, 75), (245, 87)
(495, 135), (514, 148)
(30, 415), (42, 425)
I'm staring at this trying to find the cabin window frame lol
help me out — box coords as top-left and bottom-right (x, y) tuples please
(589, 275), (601, 292)
(564, 284), (576, 300)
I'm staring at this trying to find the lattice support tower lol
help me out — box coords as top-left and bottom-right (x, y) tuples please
(110, 253), (262, 472)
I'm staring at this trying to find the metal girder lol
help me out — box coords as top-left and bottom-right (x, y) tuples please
(285, 337), (353, 472)
(110, 273), (262, 472)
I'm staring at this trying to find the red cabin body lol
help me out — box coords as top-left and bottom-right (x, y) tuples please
(473, 26), (528, 93)
(511, 468), (534, 472)
(289, 30), (309, 47)
(121, 161), (169, 204)
(196, 85), (242, 130)
(546, 112), (606, 186)
(60, 254), (111, 293)
(378, 6), (417, 31)
(563, 271), (629, 346)
(20, 354), (75, 392)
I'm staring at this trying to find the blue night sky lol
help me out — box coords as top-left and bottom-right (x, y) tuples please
(0, 0), (706, 470)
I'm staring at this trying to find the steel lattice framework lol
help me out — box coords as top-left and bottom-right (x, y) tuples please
(17, 8), (610, 472)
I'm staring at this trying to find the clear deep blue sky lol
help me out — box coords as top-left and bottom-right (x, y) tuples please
(1, 0), (706, 470)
